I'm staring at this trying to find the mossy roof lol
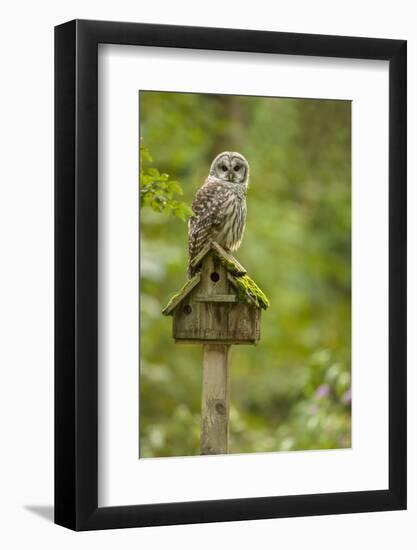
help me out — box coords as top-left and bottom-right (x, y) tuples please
(162, 273), (201, 315)
(162, 242), (269, 315)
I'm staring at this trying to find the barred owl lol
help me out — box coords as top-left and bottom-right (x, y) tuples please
(188, 152), (249, 277)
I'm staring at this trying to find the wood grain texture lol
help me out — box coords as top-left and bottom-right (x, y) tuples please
(201, 344), (231, 454)
(194, 294), (238, 302)
(172, 250), (261, 343)
(189, 242), (212, 270)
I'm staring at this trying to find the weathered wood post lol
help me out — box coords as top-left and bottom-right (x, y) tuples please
(201, 344), (231, 454)
(162, 241), (269, 455)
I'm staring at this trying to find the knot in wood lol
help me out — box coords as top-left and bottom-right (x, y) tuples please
(215, 401), (226, 415)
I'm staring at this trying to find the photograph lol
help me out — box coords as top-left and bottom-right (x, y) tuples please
(139, 91), (352, 458)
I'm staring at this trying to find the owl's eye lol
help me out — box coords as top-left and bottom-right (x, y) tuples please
(234, 165), (240, 172)
(221, 165), (228, 172)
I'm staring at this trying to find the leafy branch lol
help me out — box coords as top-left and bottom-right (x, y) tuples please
(140, 142), (192, 222)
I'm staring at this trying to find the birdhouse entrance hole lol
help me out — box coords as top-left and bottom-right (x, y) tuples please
(210, 272), (220, 283)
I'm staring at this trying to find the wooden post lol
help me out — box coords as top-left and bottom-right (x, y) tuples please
(162, 243), (268, 456)
(200, 344), (231, 455)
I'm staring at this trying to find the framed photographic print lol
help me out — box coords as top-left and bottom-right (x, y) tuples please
(55, 19), (406, 530)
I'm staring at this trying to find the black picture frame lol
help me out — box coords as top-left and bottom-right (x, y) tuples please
(55, 19), (407, 531)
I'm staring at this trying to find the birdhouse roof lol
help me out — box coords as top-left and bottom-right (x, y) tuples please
(162, 242), (269, 315)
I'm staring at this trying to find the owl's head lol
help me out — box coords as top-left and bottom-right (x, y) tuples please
(209, 152), (249, 186)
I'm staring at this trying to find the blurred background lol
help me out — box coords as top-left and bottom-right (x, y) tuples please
(139, 91), (351, 458)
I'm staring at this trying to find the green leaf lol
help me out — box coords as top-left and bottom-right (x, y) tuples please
(139, 142), (191, 223)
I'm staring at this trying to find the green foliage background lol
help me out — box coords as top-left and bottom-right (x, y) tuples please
(139, 91), (351, 458)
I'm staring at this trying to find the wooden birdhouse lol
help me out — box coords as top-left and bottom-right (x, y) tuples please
(162, 242), (269, 344)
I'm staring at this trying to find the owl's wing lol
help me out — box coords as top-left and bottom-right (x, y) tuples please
(188, 177), (229, 273)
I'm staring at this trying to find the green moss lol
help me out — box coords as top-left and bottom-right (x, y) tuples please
(163, 282), (186, 311)
(233, 274), (270, 310)
(218, 254), (246, 276)
(217, 251), (269, 309)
